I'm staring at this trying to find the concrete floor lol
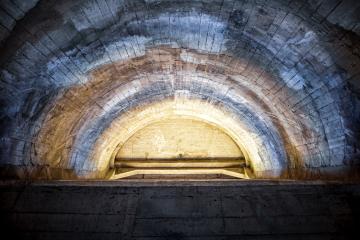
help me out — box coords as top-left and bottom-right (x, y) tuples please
(1, 180), (359, 240)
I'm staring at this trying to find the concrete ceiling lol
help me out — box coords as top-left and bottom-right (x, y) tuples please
(0, 0), (359, 179)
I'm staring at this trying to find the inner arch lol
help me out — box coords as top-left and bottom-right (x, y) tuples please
(113, 118), (249, 179)
(89, 97), (285, 179)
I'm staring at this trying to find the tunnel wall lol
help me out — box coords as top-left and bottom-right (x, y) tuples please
(0, 0), (360, 179)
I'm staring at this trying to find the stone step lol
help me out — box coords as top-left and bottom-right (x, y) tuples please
(112, 167), (249, 179)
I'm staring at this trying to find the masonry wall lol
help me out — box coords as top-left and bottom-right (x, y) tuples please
(1, 0), (360, 179)
(1, 181), (359, 239)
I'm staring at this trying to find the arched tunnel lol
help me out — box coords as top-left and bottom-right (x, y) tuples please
(0, 0), (360, 239)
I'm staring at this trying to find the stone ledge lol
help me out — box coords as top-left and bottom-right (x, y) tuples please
(1, 179), (360, 188)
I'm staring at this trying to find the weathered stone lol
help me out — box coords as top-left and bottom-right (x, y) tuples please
(0, 0), (359, 179)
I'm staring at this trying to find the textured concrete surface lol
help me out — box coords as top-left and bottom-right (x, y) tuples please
(117, 118), (243, 159)
(0, 180), (359, 239)
(0, 0), (359, 179)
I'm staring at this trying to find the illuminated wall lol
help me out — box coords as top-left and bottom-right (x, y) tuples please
(117, 118), (243, 160)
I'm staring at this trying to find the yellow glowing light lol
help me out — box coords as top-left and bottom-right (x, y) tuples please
(117, 118), (243, 159)
(90, 97), (266, 178)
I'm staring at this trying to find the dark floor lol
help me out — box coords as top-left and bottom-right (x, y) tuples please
(0, 180), (359, 240)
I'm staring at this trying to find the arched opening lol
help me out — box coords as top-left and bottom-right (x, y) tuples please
(113, 118), (252, 179)
(90, 97), (285, 179)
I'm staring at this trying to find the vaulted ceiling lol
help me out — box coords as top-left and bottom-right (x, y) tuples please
(0, 0), (359, 179)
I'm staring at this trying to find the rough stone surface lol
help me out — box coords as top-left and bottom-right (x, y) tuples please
(0, 180), (359, 239)
(0, 0), (359, 179)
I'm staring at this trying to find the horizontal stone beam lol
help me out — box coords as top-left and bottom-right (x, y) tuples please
(114, 158), (246, 168)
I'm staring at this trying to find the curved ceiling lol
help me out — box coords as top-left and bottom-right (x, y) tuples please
(0, 0), (359, 179)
